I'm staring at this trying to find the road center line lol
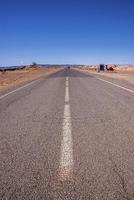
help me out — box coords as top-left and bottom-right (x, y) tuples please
(65, 86), (69, 103)
(66, 81), (69, 87)
(59, 77), (73, 180)
(97, 77), (134, 93)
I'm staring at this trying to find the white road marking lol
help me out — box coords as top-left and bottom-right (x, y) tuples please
(60, 77), (73, 180)
(66, 80), (69, 87)
(0, 79), (41, 100)
(97, 78), (134, 94)
(65, 85), (69, 103)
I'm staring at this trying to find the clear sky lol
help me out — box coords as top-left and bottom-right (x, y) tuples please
(0, 0), (134, 66)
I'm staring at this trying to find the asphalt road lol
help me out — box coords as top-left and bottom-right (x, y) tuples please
(0, 68), (134, 200)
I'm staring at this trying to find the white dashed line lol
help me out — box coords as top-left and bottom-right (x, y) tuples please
(97, 78), (134, 93)
(66, 79), (69, 87)
(59, 77), (73, 180)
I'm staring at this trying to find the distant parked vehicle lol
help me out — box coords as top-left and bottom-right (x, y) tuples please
(98, 64), (105, 72)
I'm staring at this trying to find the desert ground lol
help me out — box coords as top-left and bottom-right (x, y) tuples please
(0, 65), (59, 91)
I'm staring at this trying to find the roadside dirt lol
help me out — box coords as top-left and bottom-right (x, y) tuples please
(0, 66), (60, 91)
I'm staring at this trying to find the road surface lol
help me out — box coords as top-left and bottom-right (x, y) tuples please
(0, 68), (134, 200)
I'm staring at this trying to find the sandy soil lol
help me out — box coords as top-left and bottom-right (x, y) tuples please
(0, 66), (60, 91)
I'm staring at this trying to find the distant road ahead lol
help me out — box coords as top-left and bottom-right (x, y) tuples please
(0, 69), (134, 200)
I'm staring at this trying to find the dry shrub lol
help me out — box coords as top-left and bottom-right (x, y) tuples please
(80, 66), (98, 70)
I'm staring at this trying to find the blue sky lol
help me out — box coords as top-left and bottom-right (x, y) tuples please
(0, 0), (134, 66)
